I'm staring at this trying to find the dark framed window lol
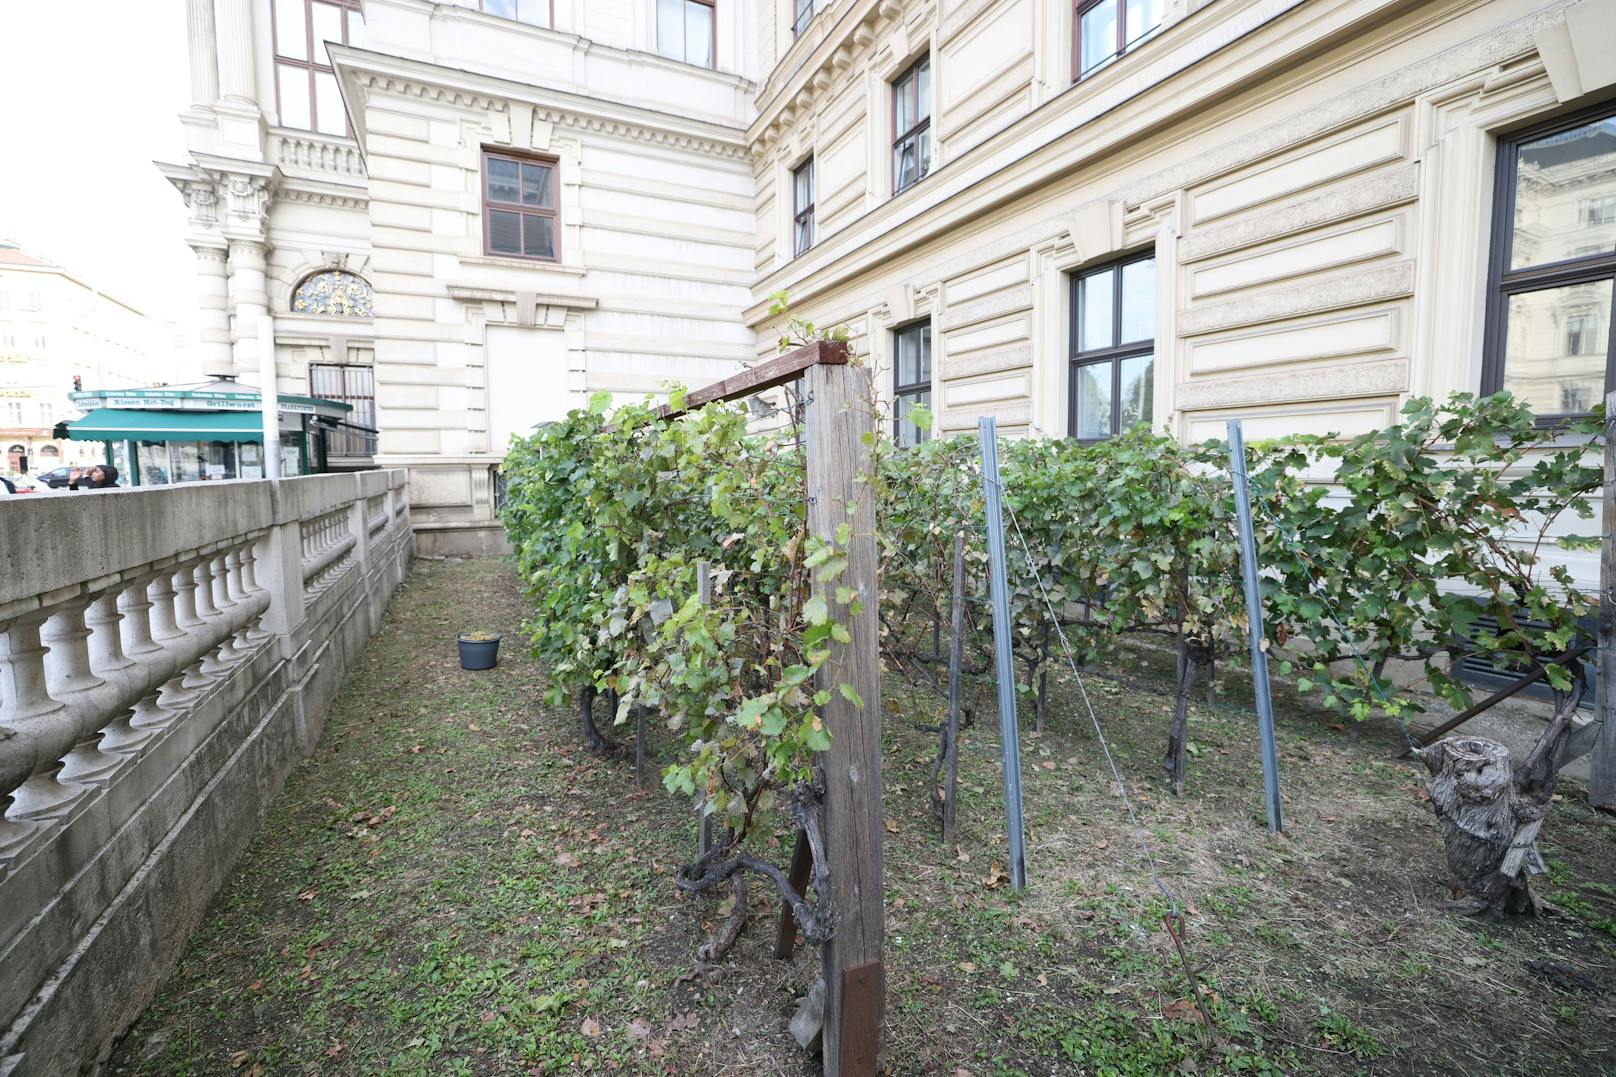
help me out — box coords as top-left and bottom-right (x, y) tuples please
(310, 364), (377, 456)
(1069, 252), (1155, 439)
(657, 0), (716, 68)
(793, 0), (815, 39)
(482, 150), (559, 262)
(894, 322), (932, 447)
(893, 55), (932, 195)
(272, 0), (364, 136)
(793, 158), (815, 257)
(477, 0), (552, 26)
(1482, 102), (1616, 423)
(1073, 0), (1162, 80)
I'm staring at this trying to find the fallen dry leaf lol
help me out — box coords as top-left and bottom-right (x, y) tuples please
(626, 1017), (653, 1040)
(580, 1016), (602, 1038)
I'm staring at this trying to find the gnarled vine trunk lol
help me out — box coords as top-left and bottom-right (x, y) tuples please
(1418, 680), (1584, 916)
(1163, 638), (1209, 796)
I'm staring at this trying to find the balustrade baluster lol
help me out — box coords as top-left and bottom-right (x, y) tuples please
(42, 593), (106, 699)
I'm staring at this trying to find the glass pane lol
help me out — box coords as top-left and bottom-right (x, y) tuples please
(656, 0), (683, 61)
(1125, 0), (1163, 44)
(521, 163), (553, 207)
(917, 59), (930, 122)
(486, 157), (520, 203)
(896, 327), (924, 386)
(522, 214), (556, 259)
(1501, 280), (1612, 415)
(895, 72), (914, 134)
(686, 1), (713, 68)
(919, 325), (932, 382)
(484, 0), (518, 17)
(518, 0), (551, 26)
(896, 391), (930, 448)
(346, 8), (365, 46)
(1120, 257), (1155, 343)
(1073, 362), (1113, 438)
(138, 442), (170, 485)
(489, 209), (522, 254)
(895, 140), (916, 191)
(277, 64), (311, 130)
(274, 0), (307, 59)
(795, 215), (812, 255)
(917, 127), (932, 182)
(1511, 116), (1616, 270)
(796, 162), (813, 207)
(311, 1), (344, 59)
(314, 71), (345, 135)
(1118, 352), (1153, 431)
(1080, 0), (1118, 74)
(1078, 267), (1115, 352)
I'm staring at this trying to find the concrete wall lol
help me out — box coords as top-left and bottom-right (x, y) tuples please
(0, 470), (413, 1075)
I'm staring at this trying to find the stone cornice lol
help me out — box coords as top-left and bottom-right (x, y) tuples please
(329, 45), (750, 162)
(751, 0), (903, 154)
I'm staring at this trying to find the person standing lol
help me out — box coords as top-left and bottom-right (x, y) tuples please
(67, 464), (120, 490)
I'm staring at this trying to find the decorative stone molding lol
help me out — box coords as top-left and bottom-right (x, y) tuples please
(350, 71), (749, 161)
(1534, 0), (1616, 103)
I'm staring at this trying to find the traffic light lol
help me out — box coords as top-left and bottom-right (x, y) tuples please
(72, 375), (82, 391)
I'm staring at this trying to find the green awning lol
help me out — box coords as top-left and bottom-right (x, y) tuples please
(62, 408), (275, 444)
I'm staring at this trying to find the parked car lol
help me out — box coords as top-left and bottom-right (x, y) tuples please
(34, 466), (75, 489)
(2, 473), (41, 494)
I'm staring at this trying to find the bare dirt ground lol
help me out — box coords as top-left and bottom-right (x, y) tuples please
(108, 558), (1616, 1075)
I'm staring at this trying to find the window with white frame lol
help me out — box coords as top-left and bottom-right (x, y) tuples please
(657, 0), (715, 68)
(478, 0), (551, 27)
(792, 0), (814, 39)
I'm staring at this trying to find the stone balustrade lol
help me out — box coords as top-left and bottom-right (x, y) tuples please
(0, 470), (412, 1075)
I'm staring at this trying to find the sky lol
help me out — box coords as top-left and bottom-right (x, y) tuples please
(0, 1), (196, 335)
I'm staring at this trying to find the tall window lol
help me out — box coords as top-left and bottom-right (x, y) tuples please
(893, 56), (931, 195)
(893, 322), (932, 447)
(1483, 104), (1616, 421)
(273, 0), (364, 136)
(483, 151), (559, 261)
(310, 364), (377, 456)
(657, 0), (715, 68)
(793, 0), (815, 38)
(291, 270), (373, 318)
(1074, 0), (1162, 79)
(1070, 252), (1154, 439)
(793, 158), (815, 257)
(478, 0), (551, 27)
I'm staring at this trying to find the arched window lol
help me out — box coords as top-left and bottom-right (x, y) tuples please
(39, 444), (60, 458)
(291, 269), (373, 317)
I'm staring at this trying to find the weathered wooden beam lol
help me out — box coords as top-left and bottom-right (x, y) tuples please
(805, 359), (883, 1076)
(659, 339), (850, 420)
(1593, 391), (1615, 809)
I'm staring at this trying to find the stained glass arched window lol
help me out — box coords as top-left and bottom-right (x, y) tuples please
(291, 270), (373, 318)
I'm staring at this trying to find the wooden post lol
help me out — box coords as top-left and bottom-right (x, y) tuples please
(805, 359), (883, 1076)
(943, 529), (965, 846)
(773, 829), (814, 959)
(1592, 392), (1615, 810)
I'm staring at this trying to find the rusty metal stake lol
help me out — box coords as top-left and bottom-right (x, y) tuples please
(1162, 911), (1214, 1027)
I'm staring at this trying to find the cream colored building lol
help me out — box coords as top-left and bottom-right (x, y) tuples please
(165, 0), (1615, 555)
(163, 0), (760, 553)
(0, 242), (189, 476)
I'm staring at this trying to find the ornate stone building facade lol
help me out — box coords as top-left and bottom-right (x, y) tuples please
(166, 0), (1616, 559)
(163, 0), (760, 553)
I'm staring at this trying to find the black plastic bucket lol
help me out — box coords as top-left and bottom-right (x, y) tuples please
(457, 633), (501, 670)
